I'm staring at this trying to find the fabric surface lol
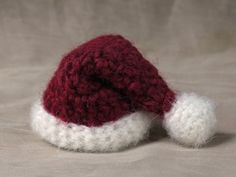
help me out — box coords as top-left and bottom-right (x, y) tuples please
(0, 0), (236, 176)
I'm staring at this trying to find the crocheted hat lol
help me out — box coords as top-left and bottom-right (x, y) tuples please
(31, 35), (216, 152)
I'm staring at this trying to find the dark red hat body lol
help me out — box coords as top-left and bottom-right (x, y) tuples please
(43, 35), (175, 127)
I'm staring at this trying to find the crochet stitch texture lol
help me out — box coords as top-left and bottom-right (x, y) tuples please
(43, 35), (175, 126)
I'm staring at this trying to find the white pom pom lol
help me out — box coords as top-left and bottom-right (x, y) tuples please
(163, 93), (217, 147)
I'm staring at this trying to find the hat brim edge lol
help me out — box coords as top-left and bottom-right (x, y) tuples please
(31, 100), (153, 152)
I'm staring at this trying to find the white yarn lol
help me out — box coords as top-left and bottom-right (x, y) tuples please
(163, 93), (217, 147)
(31, 100), (153, 152)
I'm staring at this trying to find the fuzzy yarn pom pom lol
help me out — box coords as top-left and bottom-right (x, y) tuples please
(163, 93), (217, 147)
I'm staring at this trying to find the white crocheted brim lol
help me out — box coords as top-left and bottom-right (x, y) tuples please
(163, 93), (217, 147)
(31, 100), (154, 152)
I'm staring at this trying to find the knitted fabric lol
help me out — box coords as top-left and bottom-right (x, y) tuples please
(43, 35), (176, 127)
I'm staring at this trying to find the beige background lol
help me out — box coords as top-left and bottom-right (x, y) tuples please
(0, 0), (236, 176)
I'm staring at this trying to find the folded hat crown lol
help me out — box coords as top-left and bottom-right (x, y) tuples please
(43, 35), (175, 126)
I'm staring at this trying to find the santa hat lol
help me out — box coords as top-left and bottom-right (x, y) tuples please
(31, 35), (216, 152)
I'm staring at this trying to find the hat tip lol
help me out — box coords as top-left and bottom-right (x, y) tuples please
(163, 92), (217, 147)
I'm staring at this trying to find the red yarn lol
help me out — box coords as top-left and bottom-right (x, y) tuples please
(43, 35), (176, 127)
